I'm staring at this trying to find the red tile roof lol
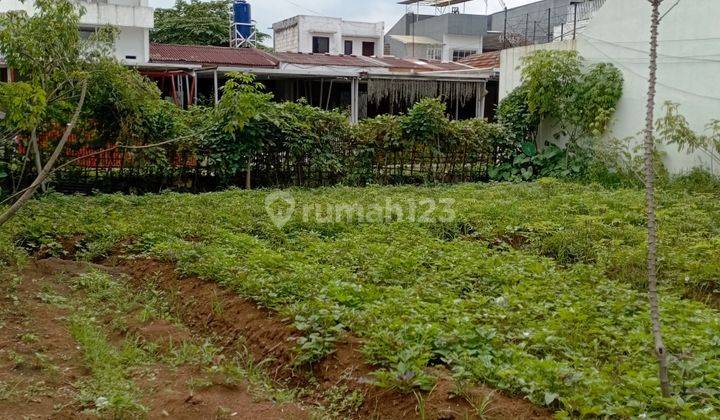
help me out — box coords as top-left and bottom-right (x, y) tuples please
(149, 43), (278, 68)
(272, 52), (387, 68)
(459, 51), (501, 70)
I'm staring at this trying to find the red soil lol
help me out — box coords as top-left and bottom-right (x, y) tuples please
(118, 258), (552, 420)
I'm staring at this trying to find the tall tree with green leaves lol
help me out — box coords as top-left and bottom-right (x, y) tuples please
(152, 0), (233, 47)
(0, 0), (117, 226)
(152, 0), (271, 48)
(643, 0), (672, 398)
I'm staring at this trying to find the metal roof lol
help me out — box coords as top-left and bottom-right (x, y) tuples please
(273, 52), (387, 68)
(149, 43), (278, 68)
(388, 35), (443, 45)
(458, 51), (501, 70)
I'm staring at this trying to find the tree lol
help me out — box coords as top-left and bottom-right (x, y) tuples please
(152, 0), (233, 47)
(201, 73), (273, 189)
(643, 0), (672, 398)
(152, 0), (272, 50)
(0, 0), (117, 226)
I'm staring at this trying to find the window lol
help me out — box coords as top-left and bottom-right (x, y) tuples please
(426, 47), (442, 61)
(452, 49), (477, 61)
(362, 41), (375, 57)
(312, 36), (330, 54)
(344, 40), (353, 55)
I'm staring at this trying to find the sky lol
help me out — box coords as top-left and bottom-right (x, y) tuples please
(147, 0), (539, 45)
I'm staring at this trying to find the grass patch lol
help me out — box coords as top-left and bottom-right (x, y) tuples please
(68, 311), (148, 417)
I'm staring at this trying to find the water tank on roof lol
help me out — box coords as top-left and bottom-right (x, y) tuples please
(233, 0), (252, 40)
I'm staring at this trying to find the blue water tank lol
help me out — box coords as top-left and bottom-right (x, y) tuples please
(233, 0), (252, 39)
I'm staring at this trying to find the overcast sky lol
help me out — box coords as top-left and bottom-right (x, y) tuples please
(148, 0), (539, 44)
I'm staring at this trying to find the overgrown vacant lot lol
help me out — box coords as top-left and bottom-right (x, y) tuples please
(2, 179), (720, 417)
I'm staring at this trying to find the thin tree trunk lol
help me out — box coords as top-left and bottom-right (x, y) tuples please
(245, 157), (252, 190)
(30, 129), (47, 192)
(0, 80), (87, 228)
(643, 0), (672, 398)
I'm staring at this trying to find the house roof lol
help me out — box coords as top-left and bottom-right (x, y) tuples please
(459, 51), (500, 69)
(369, 56), (472, 72)
(423, 59), (474, 71)
(273, 52), (387, 68)
(149, 43), (278, 68)
(387, 35), (443, 45)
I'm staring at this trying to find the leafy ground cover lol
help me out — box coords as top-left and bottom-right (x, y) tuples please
(2, 179), (720, 417)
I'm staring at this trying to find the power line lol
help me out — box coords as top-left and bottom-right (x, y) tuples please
(580, 39), (720, 102)
(579, 33), (720, 64)
(279, 0), (322, 16)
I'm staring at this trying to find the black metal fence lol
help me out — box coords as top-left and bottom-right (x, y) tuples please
(496, 0), (607, 48)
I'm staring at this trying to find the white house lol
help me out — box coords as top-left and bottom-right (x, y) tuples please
(497, 0), (720, 174)
(0, 0), (154, 65)
(272, 15), (385, 57)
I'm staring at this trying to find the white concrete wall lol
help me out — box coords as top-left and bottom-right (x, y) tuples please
(0, 0), (153, 64)
(114, 26), (150, 65)
(498, 0), (720, 174)
(443, 34), (483, 62)
(273, 15), (383, 56)
(498, 40), (577, 100)
(577, 0), (720, 174)
(274, 23), (300, 53)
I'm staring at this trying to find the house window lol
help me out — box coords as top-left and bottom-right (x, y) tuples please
(362, 41), (375, 57)
(312, 36), (330, 54)
(426, 47), (442, 61)
(452, 49), (477, 61)
(344, 40), (353, 55)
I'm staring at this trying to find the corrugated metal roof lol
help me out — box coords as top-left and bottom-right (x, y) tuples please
(387, 35), (442, 45)
(149, 43), (278, 68)
(422, 59), (474, 71)
(273, 52), (388, 68)
(373, 57), (471, 71)
(459, 51), (501, 70)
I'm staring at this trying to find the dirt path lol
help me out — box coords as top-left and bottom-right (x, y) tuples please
(0, 259), (310, 419)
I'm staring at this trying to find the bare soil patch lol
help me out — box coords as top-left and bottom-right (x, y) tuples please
(118, 258), (551, 420)
(0, 258), (309, 419)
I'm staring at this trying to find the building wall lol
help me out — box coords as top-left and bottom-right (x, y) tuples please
(386, 13), (487, 60)
(498, 40), (576, 100)
(579, 0), (720, 174)
(273, 15), (383, 56)
(0, 0), (153, 64)
(497, 0), (720, 174)
(274, 21), (300, 53)
(114, 26), (150, 65)
(443, 34), (483, 62)
(488, 0), (571, 35)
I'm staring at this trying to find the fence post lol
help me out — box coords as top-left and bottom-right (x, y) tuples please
(532, 21), (537, 43)
(547, 8), (552, 43)
(502, 7), (508, 49)
(573, 2), (579, 39)
(524, 13), (529, 43)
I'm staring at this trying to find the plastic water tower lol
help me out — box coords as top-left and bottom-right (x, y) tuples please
(230, 0), (256, 48)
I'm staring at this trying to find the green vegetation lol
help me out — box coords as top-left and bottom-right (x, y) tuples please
(3, 180), (720, 417)
(152, 0), (271, 49)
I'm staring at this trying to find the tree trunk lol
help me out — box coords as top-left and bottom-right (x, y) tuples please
(643, 0), (672, 398)
(245, 157), (252, 190)
(30, 129), (47, 192)
(0, 80), (88, 228)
